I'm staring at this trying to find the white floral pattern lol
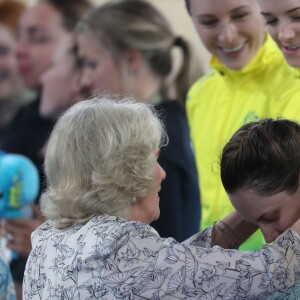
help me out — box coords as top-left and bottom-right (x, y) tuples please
(23, 215), (300, 299)
(0, 250), (16, 300)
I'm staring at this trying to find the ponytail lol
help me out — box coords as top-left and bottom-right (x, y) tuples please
(171, 36), (203, 110)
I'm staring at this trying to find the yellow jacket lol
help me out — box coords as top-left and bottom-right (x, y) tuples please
(272, 67), (300, 121)
(186, 34), (299, 250)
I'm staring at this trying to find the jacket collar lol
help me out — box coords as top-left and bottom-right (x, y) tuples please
(289, 66), (300, 78)
(210, 33), (284, 77)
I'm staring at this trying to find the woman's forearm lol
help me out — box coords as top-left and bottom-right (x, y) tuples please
(211, 211), (259, 249)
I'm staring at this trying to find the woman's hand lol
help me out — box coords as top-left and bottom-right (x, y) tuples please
(3, 204), (45, 258)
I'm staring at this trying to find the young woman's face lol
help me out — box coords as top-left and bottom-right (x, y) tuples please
(0, 25), (21, 101)
(77, 31), (125, 96)
(228, 184), (300, 243)
(189, 0), (266, 69)
(40, 36), (82, 118)
(16, 2), (67, 88)
(258, 0), (300, 67)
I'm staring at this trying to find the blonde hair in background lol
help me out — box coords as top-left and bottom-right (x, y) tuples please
(41, 94), (167, 229)
(76, 0), (202, 109)
(0, 0), (26, 35)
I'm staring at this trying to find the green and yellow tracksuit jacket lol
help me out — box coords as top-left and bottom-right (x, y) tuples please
(186, 34), (300, 250)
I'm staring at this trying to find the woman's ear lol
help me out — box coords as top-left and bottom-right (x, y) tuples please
(71, 69), (91, 99)
(122, 48), (143, 74)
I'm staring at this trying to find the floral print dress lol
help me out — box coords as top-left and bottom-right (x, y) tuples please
(23, 215), (300, 299)
(0, 250), (16, 300)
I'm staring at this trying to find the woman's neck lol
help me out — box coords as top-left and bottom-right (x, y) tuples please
(125, 62), (163, 103)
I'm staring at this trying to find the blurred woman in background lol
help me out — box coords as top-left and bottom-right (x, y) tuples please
(76, 0), (202, 241)
(0, 0), (35, 134)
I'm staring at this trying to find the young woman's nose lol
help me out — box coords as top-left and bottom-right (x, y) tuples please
(81, 69), (94, 92)
(218, 22), (238, 45)
(260, 225), (281, 243)
(15, 36), (29, 60)
(278, 21), (295, 43)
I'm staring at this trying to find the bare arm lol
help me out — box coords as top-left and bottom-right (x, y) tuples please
(211, 210), (258, 249)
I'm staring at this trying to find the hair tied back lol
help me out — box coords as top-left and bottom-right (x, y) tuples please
(173, 36), (183, 47)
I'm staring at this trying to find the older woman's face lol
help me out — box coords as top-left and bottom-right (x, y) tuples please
(189, 0), (266, 69)
(77, 31), (125, 96)
(228, 185), (300, 243)
(131, 148), (166, 224)
(258, 0), (300, 67)
(0, 25), (20, 101)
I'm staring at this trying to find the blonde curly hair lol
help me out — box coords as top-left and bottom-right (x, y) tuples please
(41, 94), (167, 229)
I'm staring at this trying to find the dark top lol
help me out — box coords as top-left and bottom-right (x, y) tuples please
(0, 97), (55, 193)
(151, 100), (201, 242)
(0, 96), (55, 282)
